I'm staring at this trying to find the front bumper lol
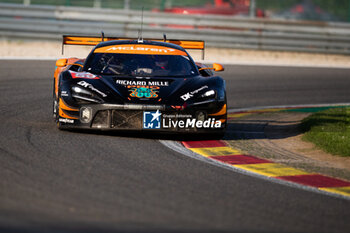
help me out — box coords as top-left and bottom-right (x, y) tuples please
(58, 102), (226, 133)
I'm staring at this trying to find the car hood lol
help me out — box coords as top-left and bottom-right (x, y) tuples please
(67, 71), (222, 106)
(97, 75), (212, 105)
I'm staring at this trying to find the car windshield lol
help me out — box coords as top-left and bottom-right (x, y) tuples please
(85, 53), (198, 77)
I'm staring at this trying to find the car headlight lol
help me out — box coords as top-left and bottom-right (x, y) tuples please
(191, 90), (217, 106)
(201, 90), (216, 98)
(72, 86), (92, 95)
(71, 85), (103, 103)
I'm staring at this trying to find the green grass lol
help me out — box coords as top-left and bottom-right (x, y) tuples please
(301, 107), (350, 157)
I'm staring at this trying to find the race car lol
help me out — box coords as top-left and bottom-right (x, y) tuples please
(53, 35), (227, 134)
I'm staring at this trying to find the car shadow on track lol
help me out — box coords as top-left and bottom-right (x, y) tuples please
(66, 128), (224, 141)
(222, 119), (303, 141)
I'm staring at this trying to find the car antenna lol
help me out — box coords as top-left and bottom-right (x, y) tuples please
(163, 33), (167, 42)
(101, 31), (105, 42)
(138, 7), (144, 43)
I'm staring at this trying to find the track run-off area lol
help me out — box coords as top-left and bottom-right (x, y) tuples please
(0, 60), (350, 233)
(162, 104), (350, 201)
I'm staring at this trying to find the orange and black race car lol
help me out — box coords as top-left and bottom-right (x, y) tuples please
(53, 35), (226, 134)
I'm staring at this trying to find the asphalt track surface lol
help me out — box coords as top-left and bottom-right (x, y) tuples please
(0, 60), (350, 233)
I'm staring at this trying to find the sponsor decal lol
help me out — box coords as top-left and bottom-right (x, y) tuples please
(180, 85), (208, 101)
(180, 92), (193, 101)
(106, 46), (175, 53)
(95, 45), (187, 55)
(128, 85), (159, 98)
(61, 90), (69, 97)
(163, 118), (221, 129)
(70, 71), (99, 79)
(59, 118), (74, 124)
(143, 111), (222, 129)
(116, 79), (169, 87)
(80, 107), (92, 123)
(94, 45), (187, 55)
(143, 110), (161, 129)
(77, 81), (107, 97)
(162, 114), (192, 118)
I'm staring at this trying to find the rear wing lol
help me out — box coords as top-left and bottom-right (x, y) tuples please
(62, 35), (205, 59)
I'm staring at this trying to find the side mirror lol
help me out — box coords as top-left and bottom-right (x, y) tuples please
(56, 58), (67, 67)
(213, 63), (224, 72)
